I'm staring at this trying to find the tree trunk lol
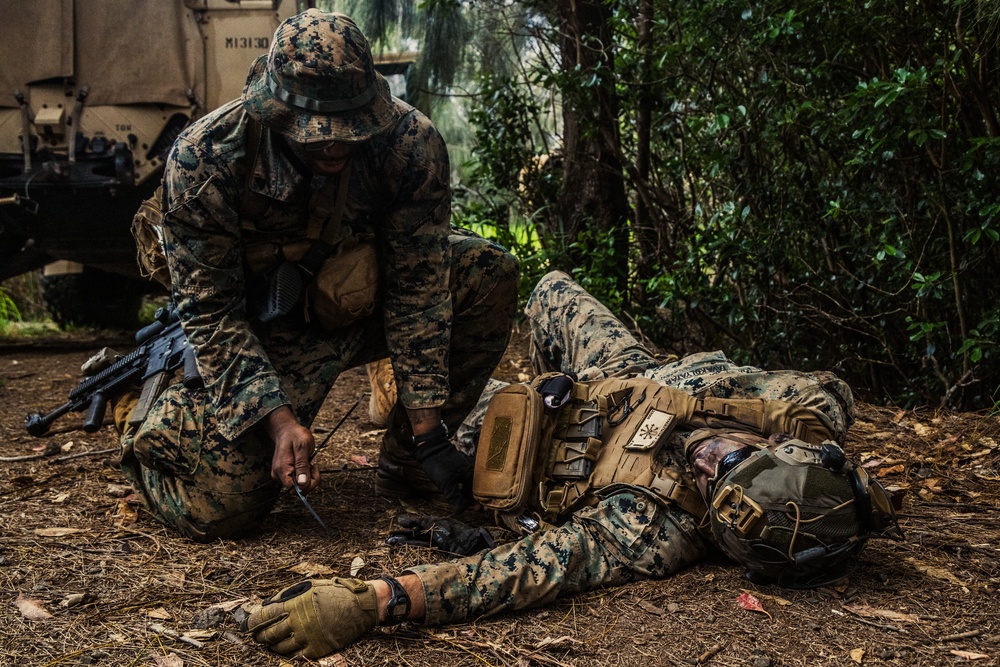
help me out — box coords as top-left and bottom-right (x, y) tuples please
(553, 0), (630, 293)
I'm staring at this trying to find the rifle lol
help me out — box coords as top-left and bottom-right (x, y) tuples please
(26, 306), (203, 437)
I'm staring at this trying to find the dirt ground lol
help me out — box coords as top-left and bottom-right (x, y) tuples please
(1, 327), (998, 667)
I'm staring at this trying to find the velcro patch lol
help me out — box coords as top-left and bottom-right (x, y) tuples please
(625, 408), (674, 451)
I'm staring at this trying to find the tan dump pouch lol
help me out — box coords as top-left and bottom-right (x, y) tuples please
(131, 185), (172, 290)
(473, 384), (543, 512)
(306, 241), (379, 329)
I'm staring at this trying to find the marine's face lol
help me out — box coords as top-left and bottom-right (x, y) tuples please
(288, 138), (354, 175)
(687, 436), (763, 497)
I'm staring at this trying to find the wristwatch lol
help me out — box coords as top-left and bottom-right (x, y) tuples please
(380, 576), (411, 625)
(412, 420), (448, 447)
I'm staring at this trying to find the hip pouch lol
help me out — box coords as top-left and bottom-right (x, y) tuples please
(473, 384), (543, 512)
(246, 238), (380, 330)
(306, 241), (379, 329)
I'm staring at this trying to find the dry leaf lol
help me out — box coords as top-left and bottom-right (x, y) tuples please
(115, 498), (138, 528)
(350, 454), (368, 466)
(60, 441), (74, 452)
(148, 607), (172, 620)
(183, 629), (215, 641)
(843, 604), (920, 624)
(289, 561), (334, 577)
(743, 590), (792, 607)
(34, 527), (83, 537)
(922, 478), (944, 492)
(905, 557), (968, 588)
(876, 464), (905, 477)
(318, 654), (350, 667)
(151, 653), (183, 667)
(60, 593), (86, 608)
(350, 556), (365, 577)
(107, 484), (132, 498)
(159, 571), (187, 589)
(912, 423), (935, 437)
(211, 599), (247, 613)
(736, 592), (773, 620)
(850, 647), (865, 664)
(52, 492), (71, 504)
(637, 600), (665, 616)
(949, 650), (990, 660)
(16, 594), (53, 621)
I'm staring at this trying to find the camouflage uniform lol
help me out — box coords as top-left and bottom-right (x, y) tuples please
(413, 270), (853, 622)
(122, 55), (518, 541)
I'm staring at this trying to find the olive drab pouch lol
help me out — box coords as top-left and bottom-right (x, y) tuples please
(131, 184), (172, 290)
(472, 383), (544, 512)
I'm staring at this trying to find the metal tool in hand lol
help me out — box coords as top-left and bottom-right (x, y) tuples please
(291, 398), (359, 532)
(293, 481), (333, 534)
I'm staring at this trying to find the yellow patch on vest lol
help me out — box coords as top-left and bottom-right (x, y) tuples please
(625, 408), (674, 451)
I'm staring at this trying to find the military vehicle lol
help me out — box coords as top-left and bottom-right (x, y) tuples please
(0, 0), (301, 327)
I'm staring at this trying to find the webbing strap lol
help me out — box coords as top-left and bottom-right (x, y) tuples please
(647, 468), (708, 521)
(306, 160), (353, 244)
(239, 117), (268, 223)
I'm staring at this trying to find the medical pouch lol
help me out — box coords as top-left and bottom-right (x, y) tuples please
(473, 383), (544, 512)
(305, 241), (379, 329)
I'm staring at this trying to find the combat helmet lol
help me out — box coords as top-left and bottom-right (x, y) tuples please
(688, 430), (903, 588)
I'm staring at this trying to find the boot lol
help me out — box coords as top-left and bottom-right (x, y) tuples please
(365, 358), (396, 427)
(374, 407), (442, 500)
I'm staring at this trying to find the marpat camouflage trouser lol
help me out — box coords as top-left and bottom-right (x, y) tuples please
(118, 230), (518, 542)
(408, 490), (708, 624)
(433, 269), (854, 622)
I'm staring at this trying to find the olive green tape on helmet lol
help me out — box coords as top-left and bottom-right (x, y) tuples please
(708, 438), (903, 588)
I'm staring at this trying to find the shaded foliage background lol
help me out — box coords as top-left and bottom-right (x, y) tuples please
(354, 0), (1000, 411)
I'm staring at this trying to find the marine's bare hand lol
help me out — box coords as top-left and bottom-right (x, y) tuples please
(265, 405), (320, 493)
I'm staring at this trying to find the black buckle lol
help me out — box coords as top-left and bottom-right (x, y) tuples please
(606, 388), (646, 426)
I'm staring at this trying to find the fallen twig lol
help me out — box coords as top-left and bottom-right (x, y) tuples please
(922, 628), (985, 644)
(0, 446), (116, 464)
(53, 447), (116, 463)
(696, 642), (726, 664)
(0, 442), (60, 462)
(147, 622), (204, 649)
(831, 608), (908, 634)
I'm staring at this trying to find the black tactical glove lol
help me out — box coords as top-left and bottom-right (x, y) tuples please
(386, 515), (495, 556)
(411, 421), (474, 512)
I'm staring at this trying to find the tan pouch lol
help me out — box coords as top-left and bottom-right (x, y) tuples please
(131, 185), (171, 289)
(473, 384), (543, 512)
(306, 242), (379, 329)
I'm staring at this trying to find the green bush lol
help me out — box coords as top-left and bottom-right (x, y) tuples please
(461, 0), (999, 410)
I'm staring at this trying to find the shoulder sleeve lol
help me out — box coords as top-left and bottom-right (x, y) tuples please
(377, 109), (453, 410)
(160, 133), (289, 440)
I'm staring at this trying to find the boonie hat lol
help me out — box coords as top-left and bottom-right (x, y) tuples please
(242, 9), (398, 143)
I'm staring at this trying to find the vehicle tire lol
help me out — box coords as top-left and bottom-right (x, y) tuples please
(42, 268), (149, 330)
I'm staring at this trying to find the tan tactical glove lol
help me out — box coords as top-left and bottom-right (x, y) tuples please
(246, 578), (377, 659)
